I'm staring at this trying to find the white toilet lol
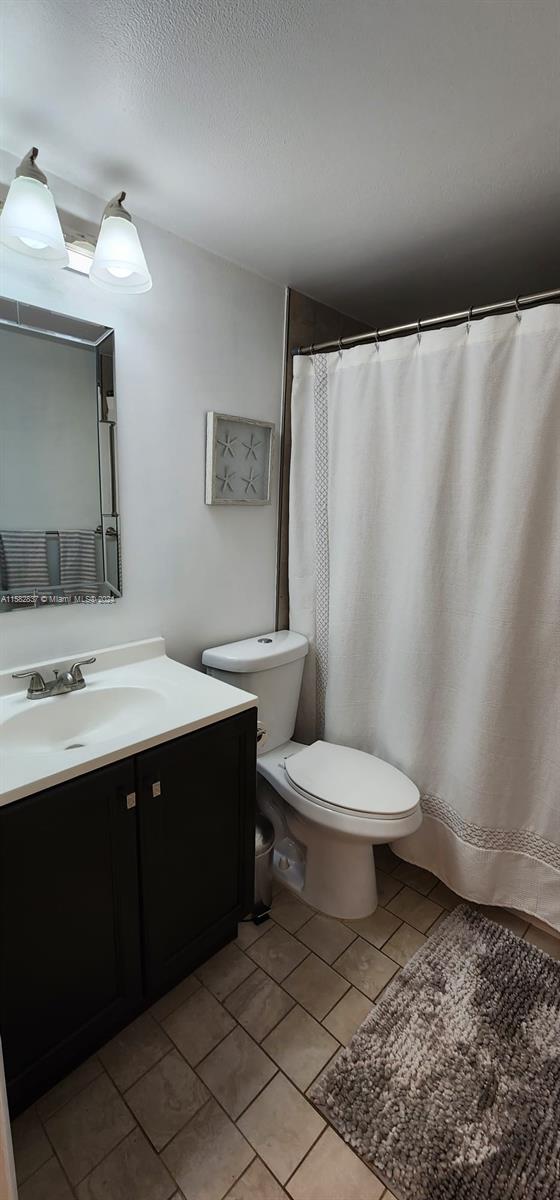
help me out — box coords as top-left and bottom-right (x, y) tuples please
(202, 630), (422, 919)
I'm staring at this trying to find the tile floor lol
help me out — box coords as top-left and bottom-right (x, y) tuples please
(11, 847), (560, 1200)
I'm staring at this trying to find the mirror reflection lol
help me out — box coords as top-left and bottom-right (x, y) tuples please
(0, 299), (121, 610)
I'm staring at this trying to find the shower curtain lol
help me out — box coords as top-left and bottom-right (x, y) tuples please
(289, 304), (560, 931)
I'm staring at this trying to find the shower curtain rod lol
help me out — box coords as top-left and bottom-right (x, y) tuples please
(296, 287), (560, 355)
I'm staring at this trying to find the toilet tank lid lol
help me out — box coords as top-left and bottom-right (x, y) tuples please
(202, 630), (308, 672)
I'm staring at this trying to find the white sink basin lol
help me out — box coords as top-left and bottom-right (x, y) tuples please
(0, 637), (257, 807)
(0, 685), (163, 754)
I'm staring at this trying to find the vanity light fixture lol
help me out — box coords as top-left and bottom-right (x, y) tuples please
(66, 237), (95, 276)
(90, 192), (152, 293)
(0, 147), (68, 266)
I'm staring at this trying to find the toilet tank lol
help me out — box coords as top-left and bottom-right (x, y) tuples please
(202, 631), (308, 753)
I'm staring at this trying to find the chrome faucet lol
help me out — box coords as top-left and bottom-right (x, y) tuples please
(12, 657), (96, 700)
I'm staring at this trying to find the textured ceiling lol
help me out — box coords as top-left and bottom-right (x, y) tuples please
(1, 0), (559, 323)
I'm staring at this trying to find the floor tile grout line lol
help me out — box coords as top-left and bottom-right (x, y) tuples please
(226, 984), (298, 1046)
(45, 1110), (138, 1194)
(193, 953), (260, 995)
(292, 921), (361, 964)
(311, 1062), (393, 1192)
(320, 982), (377, 1036)
(186, 1018), (282, 1131)
(177, 970), (348, 1118)
(221, 1155), (276, 1200)
(234, 1066), (328, 1193)
(100, 1038), (172, 1098)
(33, 1056), (105, 1125)
(12, 1146), (57, 1197)
(62, 1053), (197, 1190)
(297, 1069), (390, 1195)
(190, 1002), (336, 1121)
(151, 1090), (258, 1200)
(31, 1082), (122, 1199)
(262, 1017), (344, 1095)
(158, 1090), (257, 1189)
(228, 1062), (280, 1122)
(245, 942), (313, 987)
(310, 981), (353, 1024)
(149, 976), (203, 1023)
(304, 1041), (344, 1095)
(184, 1006), (339, 1152)
(342, 913), (405, 952)
(282, 945), (352, 1012)
(163, 1090), (259, 1188)
(14, 1081), (109, 1199)
(157, 968), (299, 1084)
(280, 1120), (331, 1192)
(119, 1043), (199, 1104)
(178, 948), (306, 1039)
(168, 1010), (236, 1072)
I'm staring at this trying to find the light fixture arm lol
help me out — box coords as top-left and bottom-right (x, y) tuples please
(101, 192), (132, 222)
(15, 147), (48, 186)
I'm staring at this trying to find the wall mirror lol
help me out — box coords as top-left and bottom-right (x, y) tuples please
(0, 298), (121, 611)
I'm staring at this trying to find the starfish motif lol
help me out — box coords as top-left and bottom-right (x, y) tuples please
(216, 468), (236, 494)
(217, 432), (238, 458)
(241, 468), (261, 496)
(241, 433), (262, 460)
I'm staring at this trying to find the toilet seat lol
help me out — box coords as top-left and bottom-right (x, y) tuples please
(284, 740), (419, 820)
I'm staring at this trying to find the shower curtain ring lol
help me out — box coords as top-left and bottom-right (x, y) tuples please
(515, 296), (522, 322)
(374, 330), (380, 352)
(338, 337), (343, 359)
(416, 319), (422, 345)
(466, 306), (473, 335)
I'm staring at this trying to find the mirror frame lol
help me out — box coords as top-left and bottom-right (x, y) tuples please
(0, 298), (121, 609)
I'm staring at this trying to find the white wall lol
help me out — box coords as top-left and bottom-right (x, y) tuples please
(0, 151), (285, 670)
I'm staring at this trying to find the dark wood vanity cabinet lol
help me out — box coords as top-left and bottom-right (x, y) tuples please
(0, 708), (256, 1113)
(0, 759), (142, 1113)
(137, 710), (256, 997)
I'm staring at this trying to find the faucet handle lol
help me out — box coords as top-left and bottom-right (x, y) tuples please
(69, 656), (96, 684)
(12, 670), (47, 697)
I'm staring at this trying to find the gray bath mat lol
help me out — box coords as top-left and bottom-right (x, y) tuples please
(312, 905), (560, 1200)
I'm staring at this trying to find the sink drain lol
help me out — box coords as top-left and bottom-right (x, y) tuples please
(65, 742), (85, 750)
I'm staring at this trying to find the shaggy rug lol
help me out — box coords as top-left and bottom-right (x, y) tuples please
(312, 905), (560, 1200)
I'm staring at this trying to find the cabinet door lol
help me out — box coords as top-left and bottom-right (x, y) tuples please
(138, 709), (256, 998)
(0, 759), (142, 1113)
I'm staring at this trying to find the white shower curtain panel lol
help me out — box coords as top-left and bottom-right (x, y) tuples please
(289, 305), (560, 931)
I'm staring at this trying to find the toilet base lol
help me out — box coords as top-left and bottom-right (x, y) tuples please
(283, 809), (378, 919)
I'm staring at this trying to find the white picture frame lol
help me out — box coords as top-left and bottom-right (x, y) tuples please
(205, 412), (275, 505)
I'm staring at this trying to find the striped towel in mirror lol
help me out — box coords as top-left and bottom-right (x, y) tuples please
(59, 530), (100, 593)
(0, 530), (50, 592)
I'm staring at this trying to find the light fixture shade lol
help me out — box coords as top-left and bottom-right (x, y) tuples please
(0, 175), (68, 264)
(90, 214), (152, 293)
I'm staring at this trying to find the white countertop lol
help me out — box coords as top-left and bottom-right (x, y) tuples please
(0, 637), (257, 806)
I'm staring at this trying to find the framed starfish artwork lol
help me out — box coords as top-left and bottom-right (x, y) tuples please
(205, 412), (275, 505)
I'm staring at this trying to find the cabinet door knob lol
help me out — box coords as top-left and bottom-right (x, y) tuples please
(152, 781), (161, 798)
(126, 792), (136, 809)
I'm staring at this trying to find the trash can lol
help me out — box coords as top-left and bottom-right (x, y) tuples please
(254, 814), (275, 916)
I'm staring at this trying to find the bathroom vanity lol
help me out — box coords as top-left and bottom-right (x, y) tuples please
(0, 639), (257, 1113)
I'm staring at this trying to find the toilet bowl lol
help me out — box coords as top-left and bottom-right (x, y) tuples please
(202, 630), (422, 919)
(258, 739), (421, 918)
